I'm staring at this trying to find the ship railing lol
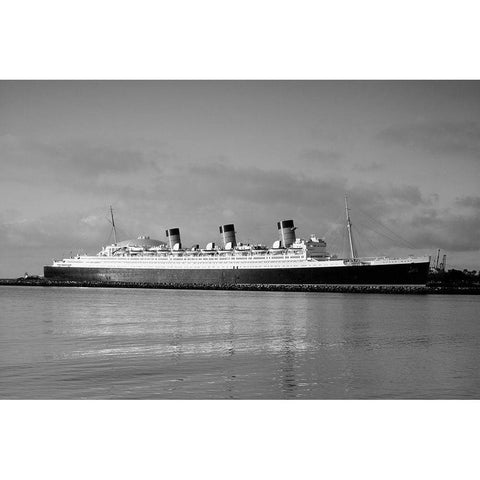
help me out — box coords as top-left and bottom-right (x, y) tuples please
(58, 252), (309, 266)
(358, 256), (428, 262)
(67, 256), (307, 263)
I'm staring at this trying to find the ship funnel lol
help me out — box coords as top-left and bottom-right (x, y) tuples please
(166, 228), (182, 250)
(219, 224), (237, 249)
(277, 219), (296, 248)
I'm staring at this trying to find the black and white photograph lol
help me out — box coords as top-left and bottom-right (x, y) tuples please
(2, 79), (480, 400)
(1, 1), (479, 479)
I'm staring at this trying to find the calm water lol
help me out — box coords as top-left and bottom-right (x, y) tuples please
(1, 286), (479, 399)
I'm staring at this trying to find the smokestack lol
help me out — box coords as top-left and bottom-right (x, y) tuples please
(277, 219), (296, 248)
(166, 228), (182, 250)
(219, 224), (237, 249)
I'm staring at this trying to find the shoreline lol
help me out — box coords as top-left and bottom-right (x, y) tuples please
(1, 278), (479, 294)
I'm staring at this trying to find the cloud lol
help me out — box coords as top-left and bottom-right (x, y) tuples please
(389, 185), (432, 206)
(0, 134), (172, 203)
(0, 209), (119, 276)
(455, 196), (480, 209)
(138, 163), (448, 256)
(353, 161), (385, 172)
(298, 148), (343, 166)
(0, 211), (110, 251)
(1, 161), (347, 252)
(377, 121), (480, 160)
(185, 162), (345, 206)
(0, 134), (163, 180)
(346, 184), (433, 218)
(0, 157), (443, 250)
(407, 209), (480, 252)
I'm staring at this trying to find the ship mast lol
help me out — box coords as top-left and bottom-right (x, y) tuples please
(345, 195), (357, 260)
(110, 205), (118, 245)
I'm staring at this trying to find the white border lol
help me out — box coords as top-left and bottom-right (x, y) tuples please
(2, 400), (478, 479)
(1, 0), (479, 79)
(1, 1), (478, 478)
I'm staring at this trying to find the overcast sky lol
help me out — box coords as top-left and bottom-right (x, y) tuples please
(1, 80), (479, 276)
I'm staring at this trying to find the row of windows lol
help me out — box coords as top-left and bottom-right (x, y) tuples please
(63, 260), (315, 268)
(74, 256), (306, 262)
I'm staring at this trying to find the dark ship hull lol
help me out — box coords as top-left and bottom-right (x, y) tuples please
(44, 261), (430, 286)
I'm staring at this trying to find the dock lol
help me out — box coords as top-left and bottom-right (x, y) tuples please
(1, 277), (479, 294)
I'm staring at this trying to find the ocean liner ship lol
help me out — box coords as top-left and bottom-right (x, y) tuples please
(44, 198), (431, 285)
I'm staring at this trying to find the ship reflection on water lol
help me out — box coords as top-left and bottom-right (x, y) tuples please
(279, 328), (297, 397)
(1, 286), (480, 399)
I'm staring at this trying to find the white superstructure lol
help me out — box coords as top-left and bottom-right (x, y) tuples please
(52, 233), (429, 270)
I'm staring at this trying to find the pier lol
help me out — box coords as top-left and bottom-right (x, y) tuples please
(1, 277), (479, 294)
